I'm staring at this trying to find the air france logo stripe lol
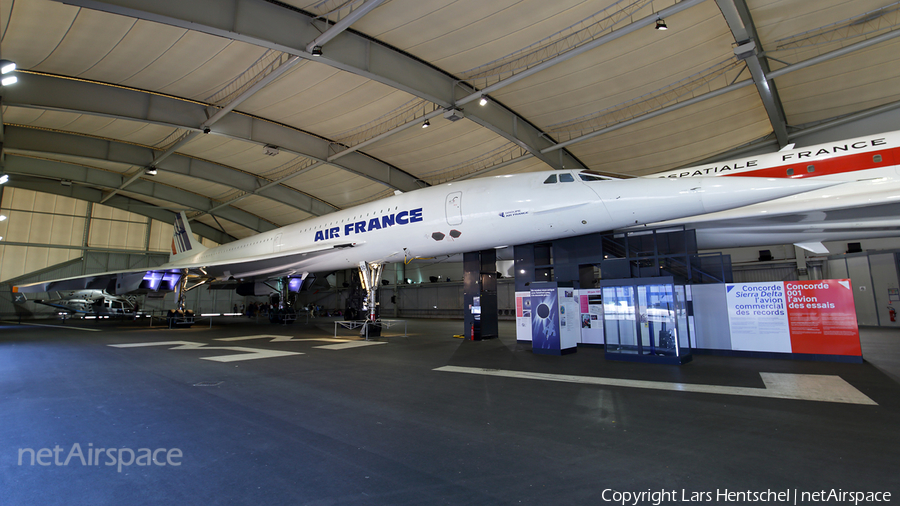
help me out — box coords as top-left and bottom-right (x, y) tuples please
(314, 208), (423, 242)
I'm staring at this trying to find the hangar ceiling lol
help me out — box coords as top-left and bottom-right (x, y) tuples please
(2, 0), (900, 243)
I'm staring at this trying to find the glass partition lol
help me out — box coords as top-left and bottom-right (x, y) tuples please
(602, 286), (637, 354)
(601, 277), (692, 364)
(637, 284), (677, 357)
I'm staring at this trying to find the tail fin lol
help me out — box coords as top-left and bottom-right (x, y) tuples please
(170, 212), (208, 262)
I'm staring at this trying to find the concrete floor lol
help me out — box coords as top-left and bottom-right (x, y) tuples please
(1, 317), (898, 505)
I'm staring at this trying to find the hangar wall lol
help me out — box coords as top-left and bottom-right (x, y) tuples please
(0, 187), (194, 284)
(0, 187), (238, 319)
(0, 250), (261, 319)
(291, 279), (519, 321)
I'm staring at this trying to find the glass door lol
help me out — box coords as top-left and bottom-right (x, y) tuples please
(637, 284), (677, 357)
(601, 286), (637, 354)
(601, 277), (692, 364)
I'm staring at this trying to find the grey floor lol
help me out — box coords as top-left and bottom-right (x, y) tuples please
(1, 317), (898, 505)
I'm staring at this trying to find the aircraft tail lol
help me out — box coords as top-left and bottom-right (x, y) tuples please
(170, 212), (207, 262)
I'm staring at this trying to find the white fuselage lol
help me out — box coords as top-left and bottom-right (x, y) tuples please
(16, 131), (894, 296)
(648, 130), (900, 249)
(168, 173), (834, 281)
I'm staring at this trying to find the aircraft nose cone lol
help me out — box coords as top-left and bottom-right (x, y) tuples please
(697, 177), (840, 214)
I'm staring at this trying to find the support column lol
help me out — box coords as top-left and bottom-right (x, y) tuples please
(795, 246), (809, 281)
(463, 249), (498, 340)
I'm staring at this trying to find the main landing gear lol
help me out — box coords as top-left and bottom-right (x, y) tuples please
(167, 269), (195, 328)
(350, 261), (383, 337)
(268, 276), (298, 324)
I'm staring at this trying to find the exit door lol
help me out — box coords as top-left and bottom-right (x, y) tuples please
(446, 191), (462, 225)
(274, 233), (284, 253)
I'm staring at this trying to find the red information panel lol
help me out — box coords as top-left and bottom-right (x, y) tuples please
(784, 280), (861, 356)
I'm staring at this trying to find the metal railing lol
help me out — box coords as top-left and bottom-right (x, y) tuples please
(334, 319), (408, 340)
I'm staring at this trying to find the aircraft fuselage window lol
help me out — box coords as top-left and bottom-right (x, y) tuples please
(807, 165), (815, 173)
(543, 175), (557, 184)
(559, 173), (575, 183)
(786, 168), (794, 176)
(874, 154), (883, 163)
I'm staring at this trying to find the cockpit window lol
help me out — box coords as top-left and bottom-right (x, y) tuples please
(559, 173), (575, 183)
(543, 174), (557, 184)
(579, 174), (608, 182)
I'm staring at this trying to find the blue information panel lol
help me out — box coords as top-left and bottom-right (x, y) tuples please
(531, 286), (560, 353)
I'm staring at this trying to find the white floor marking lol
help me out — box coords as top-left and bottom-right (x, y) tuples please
(109, 340), (302, 362)
(215, 335), (350, 343)
(434, 366), (877, 405)
(315, 341), (388, 350)
(198, 347), (302, 363)
(216, 335), (298, 343)
(1, 321), (101, 332)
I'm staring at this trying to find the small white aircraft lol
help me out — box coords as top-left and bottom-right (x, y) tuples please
(27, 289), (135, 317)
(13, 170), (836, 320)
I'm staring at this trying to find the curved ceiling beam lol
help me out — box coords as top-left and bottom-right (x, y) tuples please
(4, 155), (278, 234)
(305, 0), (387, 53)
(4, 72), (424, 193)
(716, 0), (789, 147)
(542, 26), (900, 154)
(49, 0), (588, 172)
(4, 176), (235, 244)
(2, 125), (338, 217)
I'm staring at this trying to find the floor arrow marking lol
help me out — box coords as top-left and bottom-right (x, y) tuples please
(434, 366), (877, 405)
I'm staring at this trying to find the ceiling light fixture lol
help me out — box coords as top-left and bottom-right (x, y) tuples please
(422, 119), (430, 128)
(145, 167), (158, 176)
(0, 59), (16, 86)
(0, 173), (8, 185)
(479, 96), (488, 106)
(655, 18), (667, 30)
(0, 215), (6, 221)
(311, 45), (323, 57)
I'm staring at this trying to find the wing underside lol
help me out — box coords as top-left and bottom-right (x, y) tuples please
(14, 242), (362, 295)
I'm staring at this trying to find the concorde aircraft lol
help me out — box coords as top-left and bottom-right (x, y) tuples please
(13, 171), (836, 321)
(648, 129), (900, 253)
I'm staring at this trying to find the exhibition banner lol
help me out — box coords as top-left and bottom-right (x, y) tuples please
(725, 280), (861, 356)
(515, 291), (532, 342)
(725, 282), (792, 353)
(530, 287), (559, 351)
(578, 288), (604, 344)
(784, 280), (861, 356)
